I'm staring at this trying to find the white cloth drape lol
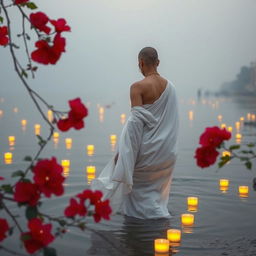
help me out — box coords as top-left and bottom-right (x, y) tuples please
(91, 80), (179, 219)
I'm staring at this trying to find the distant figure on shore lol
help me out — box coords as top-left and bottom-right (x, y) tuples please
(197, 88), (202, 100)
(91, 47), (179, 219)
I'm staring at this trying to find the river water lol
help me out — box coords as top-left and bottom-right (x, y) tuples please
(0, 95), (256, 256)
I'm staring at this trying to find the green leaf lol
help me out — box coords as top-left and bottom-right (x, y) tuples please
(24, 156), (32, 162)
(245, 161), (252, 170)
(11, 170), (25, 178)
(26, 2), (38, 10)
(58, 220), (66, 226)
(1, 184), (13, 194)
(247, 143), (255, 148)
(21, 70), (28, 78)
(229, 145), (240, 151)
(0, 16), (4, 23)
(43, 247), (57, 256)
(218, 155), (231, 168)
(25, 206), (38, 220)
(240, 150), (254, 154)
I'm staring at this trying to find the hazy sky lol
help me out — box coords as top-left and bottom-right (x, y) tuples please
(1, 0), (256, 104)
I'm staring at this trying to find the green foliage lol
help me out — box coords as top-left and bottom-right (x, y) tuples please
(25, 2), (38, 10)
(12, 170), (25, 178)
(25, 206), (38, 220)
(20, 233), (32, 241)
(245, 161), (252, 170)
(43, 247), (57, 256)
(1, 184), (13, 194)
(229, 145), (240, 151)
(0, 16), (4, 23)
(24, 156), (32, 162)
(37, 135), (46, 147)
(218, 155), (231, 168)
(21, 70), (28, 78)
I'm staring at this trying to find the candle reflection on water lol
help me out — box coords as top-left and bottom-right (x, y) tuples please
(8, 136), (15, 147)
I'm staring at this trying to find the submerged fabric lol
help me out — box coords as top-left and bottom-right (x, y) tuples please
(90, 80), (179, 219)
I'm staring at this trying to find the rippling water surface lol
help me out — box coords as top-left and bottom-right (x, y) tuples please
(0, 95), (256, 256)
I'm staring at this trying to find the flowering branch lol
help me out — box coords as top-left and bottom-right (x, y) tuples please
(0, 1), (112, 255)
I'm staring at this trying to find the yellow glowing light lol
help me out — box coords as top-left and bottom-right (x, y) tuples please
(120, 113), (126, 124)
(217, 115), (222, 122)
(0, 110), (4, 117)
(34, 124), (41, 135)
(239, 186), (249, 197)
(87, 144), (95, 156)
(188, 110), (194, 121)
(47, 110), (54, 122)
(251, 114), (255, 121)
(65, 138), (72, 149)
(220, 123), (226, 129)
(167, 229), (181, 243)
(181, 214), (194, 226)
(227, 126), (233, 132)
(61, 159), (70, 167)
(8, 136), (15, 146)
(99, 107), (105, 115)
(235, 121), (240, 130)
(236, 133), (242, 139)
(21, 119), (27, 126)
(53, 132), (59, 139)
(155, 254), (169, 256)
(86, 166), (96, 174)
(222, 151), (231, 157)
(154, 239), (169, 253)
(240, 117), (244, 122)
(187, 197), (198, 207)
(4, 152), (13, 164)
(220, 179), (229, 187)
(110, 134), (117, 145)
(247, 113), (251, 121)
(220, 186), (228, 193)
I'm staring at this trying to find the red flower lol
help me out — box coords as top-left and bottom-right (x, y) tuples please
(0, 218), (9, 241)
(30, 12), (51, 34)
(64, 198), (87, 217)
(0, 176), (4, 180)
(194, 146), (219, 168)
(94, 200), (112, 223)
(21, 218), (54, 254)
(15, 0), (29, 4)
(33, 157), (65, 197)
(199, 126), (231, 148)
(31, 34), (66, 65)
(50, 18), (71, 33)
(77, 189), (102, 205)
(0, 26), (9, 46)
(57, 98), (88, 132)
(14, 182), (40, 206)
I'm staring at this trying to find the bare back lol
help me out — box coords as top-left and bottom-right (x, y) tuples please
(130, 75), (168, 107)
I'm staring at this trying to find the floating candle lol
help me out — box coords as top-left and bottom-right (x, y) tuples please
(47, 110), (53, 122)
(235, 121), (240, 130)
(227, 126), (233, 132)
(239, 186), (249, 197)
(61, 159), (70, 167)
(87, 173), (96, 184)
(217, 115), (222, 122)
(53, 132), (59, 139)
(120, 113), (126, 124)
(4, 152), (12, 164)
(187, 197), (198, 207)
(188, 110), (194, 121)
(21, 119), (27, 126)
(222, 151), (231, 157)
(219, 179), (229, 187)
(87, 145), (95, 156)
(154, 239), (169, 253)
(86, 166), (96, 174)
(181, 214), (194, 226)
(8, 136), (15, 146)
(34, 124), (41, 135)
(167, 229), (181, 243)
(236, 133), (242, 139)
(220, 123), (226, 129)
(65, 138), (72, 149)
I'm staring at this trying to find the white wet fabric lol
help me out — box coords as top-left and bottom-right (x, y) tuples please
(90, 80), (179, 219)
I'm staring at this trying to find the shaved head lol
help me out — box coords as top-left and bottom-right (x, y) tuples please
(138, 47), (159, 66)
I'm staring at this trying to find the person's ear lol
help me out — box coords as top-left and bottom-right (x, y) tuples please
(157, 59), (160, 67)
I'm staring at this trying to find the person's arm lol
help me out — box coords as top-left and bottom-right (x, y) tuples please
(130, 83), (143, 107)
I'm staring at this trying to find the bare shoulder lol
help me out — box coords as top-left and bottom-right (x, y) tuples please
(130, 80), (144, 107)
(130, 80), (144, 93)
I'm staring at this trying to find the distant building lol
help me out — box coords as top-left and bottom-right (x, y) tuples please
(250, 61), (256, 92)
